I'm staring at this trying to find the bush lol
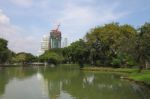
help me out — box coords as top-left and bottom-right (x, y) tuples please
(111, 58), (121, 68)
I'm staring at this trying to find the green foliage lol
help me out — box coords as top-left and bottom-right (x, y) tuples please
(85, 23), (137, 67)
(0, 38), (11, 64)
(62, 47), (71, 63)
(61, 22), (149, 68)
(1, 22), (149, 69)
(135, 22), (150, 67)
(11, 52), (36, 64)
(111, 53), (136, 68)
(63, 39), (89, 68)
(39, 51), (64, 65)
(49, 48), (63, 55)
(111, 58), (121, 67)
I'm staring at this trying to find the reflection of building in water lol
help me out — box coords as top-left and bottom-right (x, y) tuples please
(41, 68), (73, 99)
(36, 72), (49, 97)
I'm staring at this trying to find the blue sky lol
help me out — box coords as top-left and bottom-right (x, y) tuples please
(0, 0), (150, 55)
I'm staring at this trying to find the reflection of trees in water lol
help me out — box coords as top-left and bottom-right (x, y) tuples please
(0, 66), (37, 96)
(61, 72), (150, 99)
(0, 66), (150, 99)
(41, 66), (80, 99)
(12, 66), (37, 79)
(47, 80), (61, 99)
(0, 68), (9, 95)
(41, 67), (150, 99)
(131, 83), (150, 99)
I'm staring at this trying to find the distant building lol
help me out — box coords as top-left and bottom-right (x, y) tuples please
(64, 38), (68, 47)
(39, 25), (62, 55)
(62, 37), (68, 48)
(40, 35), (49, 54)
(49, 25), (61, 49)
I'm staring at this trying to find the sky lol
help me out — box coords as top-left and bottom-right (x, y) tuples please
(0, 0), (150, 55)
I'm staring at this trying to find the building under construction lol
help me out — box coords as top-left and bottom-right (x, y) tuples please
(49, 25), (61, 49)
(39, 25), (62, 55)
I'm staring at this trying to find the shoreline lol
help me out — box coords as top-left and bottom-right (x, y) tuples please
(81, 67), (150, 89)
(0, 65), (150, 89)
(121, 76), (150, 89)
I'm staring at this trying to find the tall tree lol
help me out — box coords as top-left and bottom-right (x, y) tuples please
(136, 23), (150, 71)
(85, 23), (137, 67)
(63, 39), (89, 68)
(0, 38), (11, 64)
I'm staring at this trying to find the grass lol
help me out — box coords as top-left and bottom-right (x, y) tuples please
(82, 67), (137, 73)
(129, 70), (150, 84)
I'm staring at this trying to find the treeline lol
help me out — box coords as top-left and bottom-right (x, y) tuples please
(0, 38), (37, 65)
(1, 22), (150, 69)
(39, 22), (150, 69)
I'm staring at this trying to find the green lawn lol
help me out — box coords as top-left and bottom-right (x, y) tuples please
(129, 70), (150, 84)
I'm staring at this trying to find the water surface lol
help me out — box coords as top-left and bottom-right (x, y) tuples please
(0, 66), (150, 99)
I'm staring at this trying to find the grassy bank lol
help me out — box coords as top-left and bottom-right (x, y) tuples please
(129, 70), (150, 84)
(82, 67), (137, 73)
(82, 67), (150, 85)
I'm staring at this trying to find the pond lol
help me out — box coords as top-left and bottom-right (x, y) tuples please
(0, 65), (150, 99)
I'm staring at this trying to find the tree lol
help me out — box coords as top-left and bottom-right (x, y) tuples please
(12, 52), (36, 64)
(62, 47), (72, 63)
(63, 39), (89, 68)
(85, 23), (137, 67)
(39, 51), (64, 65)
(135, 23), (150, 71)
(113, 24), (137, 67)
(0, 38), (11, 64)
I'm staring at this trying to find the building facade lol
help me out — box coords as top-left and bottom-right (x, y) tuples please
(49, 27), (61, 49)
(39, 25), (62, 55)
(40, 35), (49, 54)
(62, 37), (68, 48)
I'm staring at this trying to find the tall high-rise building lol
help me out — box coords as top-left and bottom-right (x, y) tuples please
(39, 25), (62, 55)
(64, 38), (68, 47)
(49, 25), (61, 49)
(40, 35), (49, 54)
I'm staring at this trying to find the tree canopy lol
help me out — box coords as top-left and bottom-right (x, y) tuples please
(0, 38), (12, 64)
(39, 50), (64, 65)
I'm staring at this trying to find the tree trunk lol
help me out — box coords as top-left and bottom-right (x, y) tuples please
(146, 61), (150, 69)
(138, 57), (144, 73)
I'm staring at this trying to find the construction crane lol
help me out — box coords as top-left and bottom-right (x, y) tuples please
(56, 24), (61, 31)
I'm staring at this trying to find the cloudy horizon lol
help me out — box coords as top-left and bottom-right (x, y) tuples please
(0, 0), (150, 55)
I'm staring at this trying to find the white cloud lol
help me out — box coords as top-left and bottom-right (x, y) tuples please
(0, 0), (130, 54)
(10, 0), (33, 7)
(59, 5), (93, 25)
(59, 2), (127, 25)
(0, 9), (20, 37)
(56, 2), (128, 43)
(0, 9), (10, 24)
(0, 9), (39, 55)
